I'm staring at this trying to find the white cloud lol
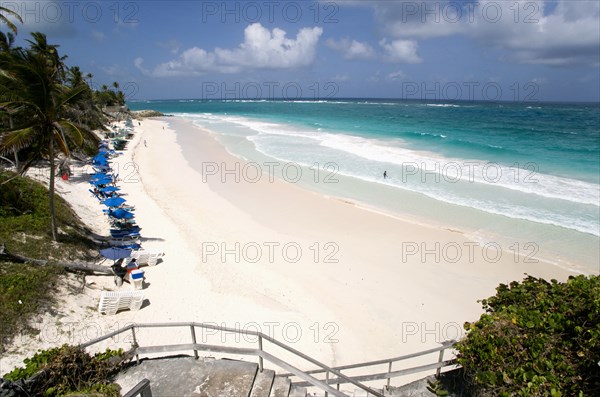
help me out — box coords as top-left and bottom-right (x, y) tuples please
(134, 58), (150, 75)
(327, 37), (422, 64)
(157, 39), (181, 54)
(371, 0), (467, 39)
(91, 31), (105, 42)
(493, 1), (598, 66)
(367, 71), (381, 83)
(531, 77), (547, 85)
(379, 39), (422, 64)
(326, 38), (376, 60)
(100, 64), (125, 76)
(139, 23), (323, 77)
(359, 0), (599, 67)
(470, 0), (600, 66)
(387, 70), (406, 81)
(332, 73), (350, 81)
(10, 0), (77, 38)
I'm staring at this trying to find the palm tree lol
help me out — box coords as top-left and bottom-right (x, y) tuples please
(0, 29), (20, 170)
(0, 6), (22, 35)
(0, 33), (98, 240)
(66, 67), (106, 131)
(0, 31), (16, 52)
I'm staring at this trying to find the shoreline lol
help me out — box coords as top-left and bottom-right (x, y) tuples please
(173, 116), (592, 279)
(1, 115), (589, 381)
(166, 117), (582, 347)
(191, 117), (597, 275)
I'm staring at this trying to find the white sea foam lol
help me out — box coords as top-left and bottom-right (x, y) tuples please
(425, 103), (461, 108)
(177, 112), (600, 236)
(316, 134), (600, 208)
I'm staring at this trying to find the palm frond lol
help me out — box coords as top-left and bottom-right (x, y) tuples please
(51, 123), (70, 157)
(0, 126), (37, 154)
(0, 6), (24, 23)
(0, 7), (22, 35)
(0, 100), (43, 119)
(58, 84), (88, 108)
(55, 120), (85, 147)
(1, 20), (17, 35)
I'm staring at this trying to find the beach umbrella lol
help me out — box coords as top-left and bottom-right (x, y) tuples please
(91, 174), (112, 182)
(103, 197), (126, 207)
(92, 155), (108, 165)
(109, 208), (134, 219)
(116, 243), (141, 250)
(110, 231), (140, 239)
(111, 226), (140, 233)
(100, 186), (120, 193)
(90, 176), (111, 183)
(90, 179), (112, 186)
(100, 247), (131, 261)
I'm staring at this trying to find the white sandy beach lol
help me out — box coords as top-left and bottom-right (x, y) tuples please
(0, 117), (584, 386)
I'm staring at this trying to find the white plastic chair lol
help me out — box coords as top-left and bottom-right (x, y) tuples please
(98, 290), (144, 315)
(130, 250), (165, 266)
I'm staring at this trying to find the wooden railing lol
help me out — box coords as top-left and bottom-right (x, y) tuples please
(80, 322), (381, 397)
(278, 340), (456, 393)
(80, 322), (457, 397)
(122, 378), (152, 397)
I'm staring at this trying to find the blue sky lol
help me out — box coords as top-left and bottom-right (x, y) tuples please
(2, 0), (599, 102)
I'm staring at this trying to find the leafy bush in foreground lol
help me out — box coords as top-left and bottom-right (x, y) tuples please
(456, 275), (600, 396)
(4, 345), (123, 396)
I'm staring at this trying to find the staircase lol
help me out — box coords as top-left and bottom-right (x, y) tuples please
(249, 368), (308, 397)
(92, 322), (455, 397)
(116, 356), (312, 397)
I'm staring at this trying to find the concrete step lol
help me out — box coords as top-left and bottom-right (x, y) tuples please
(270, 376), (291, 397)
(191, 359), (258, 397)
(288, 385), (307, 397)
(250, 369), (276, 397)
(115, 357), (259, 397)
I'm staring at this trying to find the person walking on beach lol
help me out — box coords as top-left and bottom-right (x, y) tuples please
(144, 139), (147, 147)
(383, 171), (387, 179)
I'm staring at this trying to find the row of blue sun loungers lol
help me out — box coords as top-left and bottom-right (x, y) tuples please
(89, 140), (141, 246)
(90, 132), (165, 315)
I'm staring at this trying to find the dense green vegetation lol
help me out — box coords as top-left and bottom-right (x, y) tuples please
(1, 14), (126, 240)
(0, 12), (121, 352)
(0, 172), (96, 352)
(0, 16), (127, 394)
(4, 345), (124, 396)
(94, 82), (127, 108)
(456, 275), (600, 396)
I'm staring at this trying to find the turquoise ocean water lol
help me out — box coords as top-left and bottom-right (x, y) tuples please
(129, 99), (600, 272)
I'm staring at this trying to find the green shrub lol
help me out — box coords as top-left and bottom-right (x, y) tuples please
(0, 262), (62, 352)
(456, 275), (600, 396)
(0, 172), (97, 350)
(4, 345), (123, 396)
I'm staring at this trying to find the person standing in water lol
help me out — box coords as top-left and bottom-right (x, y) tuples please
(383, 171), (387, 179)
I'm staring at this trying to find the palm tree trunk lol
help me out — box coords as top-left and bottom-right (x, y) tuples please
(8, 114), (19, 170)
(48, 135), (57, 241)
(12, 149), (19, 171)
